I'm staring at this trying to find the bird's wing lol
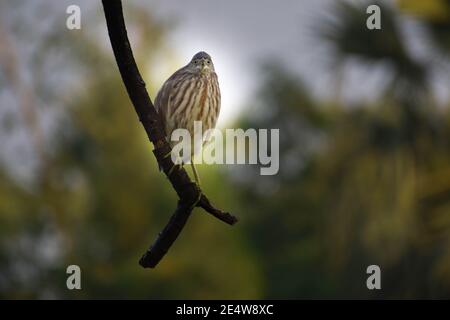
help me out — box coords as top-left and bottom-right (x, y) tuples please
(154, 81), (170, 130)
(154, 67), (189, 136)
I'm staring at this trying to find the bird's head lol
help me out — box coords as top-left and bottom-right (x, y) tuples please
(188, 51), (214, 75)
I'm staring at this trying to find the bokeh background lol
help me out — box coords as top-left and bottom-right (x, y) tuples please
(1, 0), (450, 299)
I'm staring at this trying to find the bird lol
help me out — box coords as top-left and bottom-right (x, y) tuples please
(154, 51), (221, 187)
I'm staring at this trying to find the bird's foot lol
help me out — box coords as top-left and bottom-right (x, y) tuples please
(189, 188), (202, 210)
(167, 163), (180, 177)
(162, 150), (172, 160)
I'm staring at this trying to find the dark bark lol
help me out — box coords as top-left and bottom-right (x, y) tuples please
(102, 0), (238, 268)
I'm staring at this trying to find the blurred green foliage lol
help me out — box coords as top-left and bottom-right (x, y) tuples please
(0, 2), (261, 299)
(237, 1), (450, 298)
(1, 1), (450, 299)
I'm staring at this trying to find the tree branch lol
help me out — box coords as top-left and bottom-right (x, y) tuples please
(102, 0), (238, 269)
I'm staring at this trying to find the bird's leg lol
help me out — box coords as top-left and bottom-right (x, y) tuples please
(190, 161), (201, 188)
(189, 159), (202, 210)
(167, 161), (180, 177)
(162, 150), (181, 177)
(162, 150), (172, 159)
(189, 184), (202, 210)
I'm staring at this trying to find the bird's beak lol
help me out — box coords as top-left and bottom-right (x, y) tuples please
(200, 60), (209, 73)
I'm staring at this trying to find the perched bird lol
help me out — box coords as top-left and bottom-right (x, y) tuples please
(154, 51), (221, 186)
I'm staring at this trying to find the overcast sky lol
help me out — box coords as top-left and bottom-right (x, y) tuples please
(134, 0), (450, 126)
(138, 0), (333, 124)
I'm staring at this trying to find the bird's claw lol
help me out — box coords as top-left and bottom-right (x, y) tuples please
(167, 163), (180, 177)
(189, 189), (202, 210)
(162, 150), (172, 159)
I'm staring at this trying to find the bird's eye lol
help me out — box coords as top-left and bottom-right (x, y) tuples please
(206, 60), (210, 64)
(194, 60), (198, 64)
